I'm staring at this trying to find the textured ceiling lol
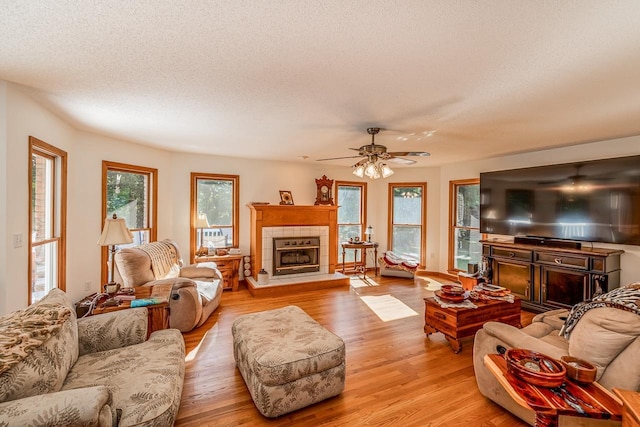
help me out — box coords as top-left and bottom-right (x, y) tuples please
(2, 1), (640, 167)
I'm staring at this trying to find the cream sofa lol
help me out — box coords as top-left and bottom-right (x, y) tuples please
(0, 288), (185, 426)
(473, 283), (640, 426)
(114, 239), (223, 332)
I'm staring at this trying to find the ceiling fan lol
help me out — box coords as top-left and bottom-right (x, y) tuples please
(316, 127), (431, 166)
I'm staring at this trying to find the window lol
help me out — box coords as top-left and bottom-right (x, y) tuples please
(102, 161), (157, 283)
(191, 173), (239, 260)
(388, 183), (426, 266)
(29, 137), (67, 304)
(449, 179), (481, 273)
(336, 181), (367, 264)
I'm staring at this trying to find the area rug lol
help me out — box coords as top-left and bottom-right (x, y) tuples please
(350, 276), (380, 288)
(359, 295), (419, 322)
(418, 277), (446, 291)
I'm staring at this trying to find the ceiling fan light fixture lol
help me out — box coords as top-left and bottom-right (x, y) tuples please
(364, 162), (378, 178)
(324, 127), (428, 179)
(380, 163), (394, 178)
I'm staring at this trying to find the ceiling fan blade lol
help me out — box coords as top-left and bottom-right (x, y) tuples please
(386, 151), (431, 157)
(316, 155), (363, 161)
(387, 157), (417, 165)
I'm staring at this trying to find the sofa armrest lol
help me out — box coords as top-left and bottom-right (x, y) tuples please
(77, 308), (148, 356)
(482, 321), (568, 360)
(179, 262), (222, 280)
(169, 283), (203, 332)
(0, 385), (116, 427)
(531, 308), (569, 330)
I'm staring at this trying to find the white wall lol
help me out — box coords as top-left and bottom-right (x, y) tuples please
(0, 82), (174, 313)
(168, 153), (368, 260)
(439, 135), (640, 285)
(2, 79), (639, 314)
(3, 84), (76, 313)
(70, 133), (173, 303)
(0, 82), (7, 311)
(365, 167), (442, 270)
(166, 156), (441, 273)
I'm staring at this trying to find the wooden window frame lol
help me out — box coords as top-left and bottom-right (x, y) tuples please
(29, 136), (67, 304)
(387, 182), (427, 267)
(190, 173), (240, 263)
(335, 181), (367, 267)
(448, 178), (481, 274)
(101, 161), (158, 285)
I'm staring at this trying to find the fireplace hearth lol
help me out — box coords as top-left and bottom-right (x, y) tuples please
(273, 237), (320, 276)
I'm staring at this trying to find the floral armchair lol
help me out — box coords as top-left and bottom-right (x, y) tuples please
(0, 288), (185, 426)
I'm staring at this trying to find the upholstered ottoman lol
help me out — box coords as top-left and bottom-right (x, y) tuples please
(232, 305), (346, 418)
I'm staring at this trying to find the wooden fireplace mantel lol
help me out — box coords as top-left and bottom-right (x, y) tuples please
(248, 204), (339, 279)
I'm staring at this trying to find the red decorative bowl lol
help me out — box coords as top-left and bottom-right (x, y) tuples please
(441, 284), (465, 296)
(435, 290), (465, 303)
(561, 356), (597, 384)
(505, 349), (566, 388)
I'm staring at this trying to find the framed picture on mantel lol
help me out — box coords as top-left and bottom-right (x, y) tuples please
(279, 190), (294, 205)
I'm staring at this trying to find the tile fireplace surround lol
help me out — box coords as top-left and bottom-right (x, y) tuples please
(270, 231), (323, 276)
(247, 204), (349, 296)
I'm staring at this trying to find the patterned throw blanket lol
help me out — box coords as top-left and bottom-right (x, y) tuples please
(137, 241), (180, 279)
(380, 251), (419, 273)
(0, 303), (71, 375)
(560, 282), (640, 339)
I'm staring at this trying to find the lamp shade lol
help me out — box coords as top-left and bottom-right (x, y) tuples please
(196, 212), (210, 228)
(97, 214), (134, 246)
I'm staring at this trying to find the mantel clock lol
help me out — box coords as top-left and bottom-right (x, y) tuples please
(314, 175), (334, 205)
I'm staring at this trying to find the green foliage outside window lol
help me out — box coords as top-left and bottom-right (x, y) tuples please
(197, 180), (233, 227)
(338, 185), (364, 263)
(106, 171), (148, 229)
(453, 183), (481, 271)
(392, 186), (423, 260)
(196, 178), (235, 247)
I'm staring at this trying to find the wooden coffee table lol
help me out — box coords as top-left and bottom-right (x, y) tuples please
(485, 353), (621, 427)
(424, 296), (521, 353)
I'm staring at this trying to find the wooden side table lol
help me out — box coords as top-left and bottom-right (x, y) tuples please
(341, 242), (378, 276)
(195, 254), (242, 291)
(484, 353), (622, 427)
(91, 286), (170, 337)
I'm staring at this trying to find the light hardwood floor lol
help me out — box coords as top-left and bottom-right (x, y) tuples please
(176, 275), (533, 426)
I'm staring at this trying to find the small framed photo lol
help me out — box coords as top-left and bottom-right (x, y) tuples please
(279, 190), (294, 205)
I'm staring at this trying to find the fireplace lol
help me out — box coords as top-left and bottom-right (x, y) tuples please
(247, 205), (349, 296)
(273, 237), (320, 276)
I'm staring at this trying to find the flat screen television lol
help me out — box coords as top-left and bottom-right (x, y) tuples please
(480, 155), (640, 246)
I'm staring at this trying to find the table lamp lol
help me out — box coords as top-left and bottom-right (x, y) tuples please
(365, 226), (374, 243)
(97, 213), (133, 294)
(196, 213), (210, 256)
